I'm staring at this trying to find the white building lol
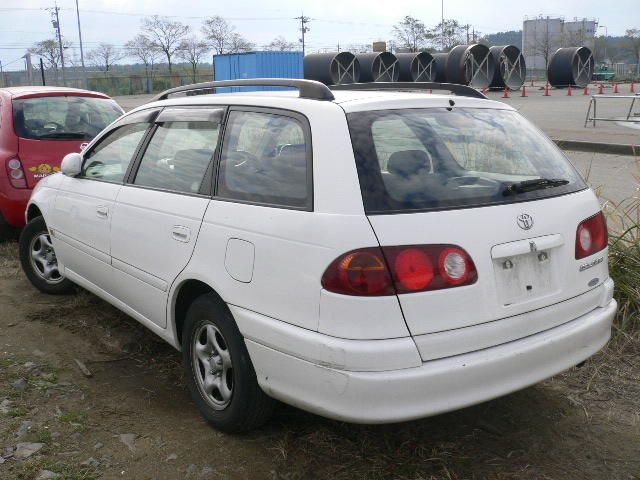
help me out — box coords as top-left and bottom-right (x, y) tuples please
(522, 16), (598, 70)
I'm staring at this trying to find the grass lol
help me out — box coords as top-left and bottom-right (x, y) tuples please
(599, 154), (640, 336)
(7, 406), (29, 417)
(58, 410), (87, 425)
(605, 195), (640, 334)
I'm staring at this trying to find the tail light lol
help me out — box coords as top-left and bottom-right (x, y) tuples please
(5, 157), (27, 189)
(575, 212), (608, 259)
(322, 245), (477, 296)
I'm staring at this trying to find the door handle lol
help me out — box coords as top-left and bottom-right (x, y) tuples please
(171, 226), (191, 243)
(96, 206), (109, 219)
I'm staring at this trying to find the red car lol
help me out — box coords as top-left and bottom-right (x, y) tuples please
(0, 86), (123, 239)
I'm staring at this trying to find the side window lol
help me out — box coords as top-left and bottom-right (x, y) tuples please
(133, 121), (220, 194)
(82, 123), (148, 183)
(217, 110), (310, 209)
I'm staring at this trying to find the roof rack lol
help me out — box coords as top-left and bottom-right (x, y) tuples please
(329, 82), (487, 100)
(151, 78), (335, 102)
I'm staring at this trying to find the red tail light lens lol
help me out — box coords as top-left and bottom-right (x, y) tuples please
(393, 248), (434, 291)
(321, 247), (395, 296)
(322, 245), (477, 296)
(575, 212), (608, 259)
(5, 157), (27, 189)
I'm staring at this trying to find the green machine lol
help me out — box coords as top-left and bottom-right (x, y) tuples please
(592, 63), (616, 82)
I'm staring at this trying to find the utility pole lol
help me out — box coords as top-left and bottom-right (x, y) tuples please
(465, 24), (470, 44)
(75, 0), (87, 88)
(23, 52), (34, 85)
(48, 3), (66, 86)
(441, 0), (445, 50)
(295, 13), (310, 56)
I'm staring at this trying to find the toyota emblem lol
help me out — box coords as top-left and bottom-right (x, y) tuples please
(517, 213), (534, 230)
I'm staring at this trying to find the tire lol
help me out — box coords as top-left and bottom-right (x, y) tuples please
(182, 294), (275, 433)
(19, 216), (75, 295)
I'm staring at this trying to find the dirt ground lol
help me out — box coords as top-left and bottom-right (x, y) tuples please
(0, 240), (639, 480)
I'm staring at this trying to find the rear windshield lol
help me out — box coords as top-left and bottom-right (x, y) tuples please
(347, 108), (586, 214)
(13, 96), (123, 141)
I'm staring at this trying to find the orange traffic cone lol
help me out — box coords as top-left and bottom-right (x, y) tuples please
(567, 85), (573, 96)
(613, 83), (619, 93)
(598, 83), (604, 94)
(530, 79), (535, 87)
(502, 87), (510, 98)
(544, 82), (550, 96)
(631, 81), (636, 93)
(583, 86), (589, 95)
(521, 85), (527, 97)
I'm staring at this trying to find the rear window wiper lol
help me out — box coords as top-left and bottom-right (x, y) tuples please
(37, 131), (91, 139)
(502, 178), (569, 196)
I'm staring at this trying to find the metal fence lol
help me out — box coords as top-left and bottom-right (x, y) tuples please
(0, 69), (214, 97)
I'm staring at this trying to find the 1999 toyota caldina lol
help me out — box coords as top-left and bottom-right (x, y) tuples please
(19, 79), (616, 432)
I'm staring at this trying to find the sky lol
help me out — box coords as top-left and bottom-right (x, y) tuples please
(0, 0), (636, 70)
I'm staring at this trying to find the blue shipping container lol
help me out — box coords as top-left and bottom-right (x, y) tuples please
(213, 51), (303, 92)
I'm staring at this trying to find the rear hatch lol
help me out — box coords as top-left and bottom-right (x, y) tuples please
(12, 93), (123, 188)
(346, 105), (608, 352)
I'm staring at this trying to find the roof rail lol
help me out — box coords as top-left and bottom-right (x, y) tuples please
(329, 82), (487, 100)
(151, 78), (335, 102)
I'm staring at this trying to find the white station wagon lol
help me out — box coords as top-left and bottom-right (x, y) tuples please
(20, 79), (617, 432)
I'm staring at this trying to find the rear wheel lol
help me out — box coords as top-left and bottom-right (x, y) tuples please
(19, 216), (74, 294)
(182, 294), (275, 433)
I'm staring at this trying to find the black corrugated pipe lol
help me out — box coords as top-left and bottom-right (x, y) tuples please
(356, 52), (400, 82)
(303, 52), (360, 85)
(396, 52), (436, 82)
(489, 45), (526, 90)
(547, 47), (594, 88)
(432, 53), (448, 82)
(446, 44), (495, 88)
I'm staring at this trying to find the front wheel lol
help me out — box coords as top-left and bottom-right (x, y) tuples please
(19, 216), (75, 294)
(182, 294), (275, 433)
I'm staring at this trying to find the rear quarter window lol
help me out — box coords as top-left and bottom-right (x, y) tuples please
(216, 110), (312, 210)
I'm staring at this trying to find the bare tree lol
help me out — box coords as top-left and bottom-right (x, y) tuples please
(392, 16), (429, 52)
(201, 16), (234, 54)
(142, 15), (190, 73)
(228, 32), (254, 53)
(30, 38), (70, 71)
(530, 22), (556, 69)
(86, 43), (124, 73)
(266, 36), (296, 51)
(202, 16), (253, 54)
(125, 34), (160, 80)
(625, 28), (640, 66)
(178, 36), (210, 82)
(430, 19), (465, 51)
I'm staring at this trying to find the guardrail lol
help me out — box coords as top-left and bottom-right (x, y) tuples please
(584, 94), (640, 127)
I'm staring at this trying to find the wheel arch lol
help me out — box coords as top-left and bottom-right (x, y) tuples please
(26, 203), (43, 222)
(171, 278), (229, 348)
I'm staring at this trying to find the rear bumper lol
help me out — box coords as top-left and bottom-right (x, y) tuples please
(242, 298), (616, 423)
(0, 178), (31, 227)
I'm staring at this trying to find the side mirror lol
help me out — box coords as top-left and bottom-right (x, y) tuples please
(61, 152), (82, 177)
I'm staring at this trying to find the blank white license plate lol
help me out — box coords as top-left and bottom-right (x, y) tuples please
(493, 250), (558, 306)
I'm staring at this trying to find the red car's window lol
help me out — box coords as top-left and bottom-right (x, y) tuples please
(13, 96), (122, 141)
